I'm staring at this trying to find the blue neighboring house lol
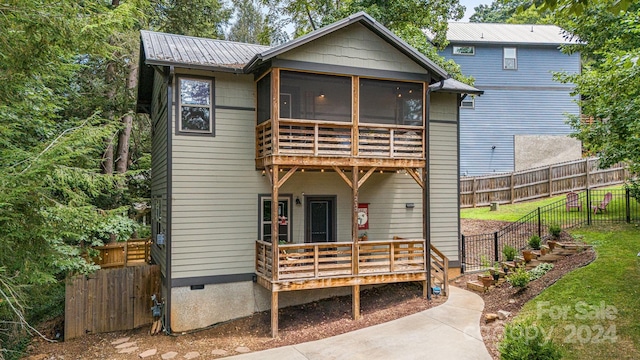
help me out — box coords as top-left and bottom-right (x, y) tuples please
(435, 23), (581, 176)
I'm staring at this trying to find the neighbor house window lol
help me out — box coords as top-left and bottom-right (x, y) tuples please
(461, 96), (475, 109)
(503, 47), (517, 70)
(177, 76), (214, 135)
(453, 46), (475, 55)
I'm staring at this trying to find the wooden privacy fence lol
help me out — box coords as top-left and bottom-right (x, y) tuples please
(460, 158), (628, 208)
(65, 264), (161, 340)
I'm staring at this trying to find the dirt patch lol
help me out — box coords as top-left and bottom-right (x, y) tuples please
(29, 219), (555, 360)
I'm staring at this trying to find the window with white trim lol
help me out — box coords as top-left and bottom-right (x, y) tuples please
(259, 196), (291, 244)
(503, 47), (517, 70)
(453, 45), (475, 55)
(177, 76), (214, 135)
(461, 96), (475, 109)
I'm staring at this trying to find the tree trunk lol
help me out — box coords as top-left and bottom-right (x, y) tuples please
(102, 138), (114, 174)
(115, 60), (138, 174)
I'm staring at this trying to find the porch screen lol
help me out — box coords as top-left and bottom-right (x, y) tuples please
(279, 71), (351, 122)
(257, 73), (271, 124)
(359, 79), (423, 126)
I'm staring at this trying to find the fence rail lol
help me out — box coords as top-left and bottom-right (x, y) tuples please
(461, 188), (640, 272)
(460, 158), (627, 208)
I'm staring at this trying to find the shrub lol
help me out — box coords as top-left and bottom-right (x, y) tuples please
(528, 235), (541, 250)
(499, 318), (562, 360)
(502, 245), (517, 261)
(529, 263), (554, 281)
(548, 223), (561, 238)
(507, 266), (530, 288)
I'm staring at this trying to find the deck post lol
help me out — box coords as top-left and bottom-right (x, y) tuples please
(351, 166), (360, 320)
(271, 291), (278, 338)
(271, 164), (280, 337)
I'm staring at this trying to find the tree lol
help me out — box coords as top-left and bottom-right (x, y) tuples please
(469, 0), (522, 23)
(554, 2), (640, 191)
(151, 0), (232, 38)
(227, 0), (271, 45)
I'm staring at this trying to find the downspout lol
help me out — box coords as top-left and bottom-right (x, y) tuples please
(165, 65), (175, 334)
(425, 79), (444, 300)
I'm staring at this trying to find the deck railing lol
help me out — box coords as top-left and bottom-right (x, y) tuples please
(256, 120), (424, 159)
(256, 239), (428, 281)
(91, 238), (151, 268)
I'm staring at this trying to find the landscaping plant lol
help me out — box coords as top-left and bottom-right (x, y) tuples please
(528, 263), (554, 281)
(502, 245), (517, 261)
(499, 317), (562, 360)
(548, 223), (561, 238)
(506, 266), (530, 289)
(528, 235), (541, 250)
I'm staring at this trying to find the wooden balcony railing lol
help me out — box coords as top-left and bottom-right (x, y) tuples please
(255, 239), (428, 282)
(256, 120), (424, 160)
(91, 238), (151, 268)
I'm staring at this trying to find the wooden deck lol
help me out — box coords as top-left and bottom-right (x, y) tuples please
(256, 239), (447, 293)
(256, 120), (425, 169)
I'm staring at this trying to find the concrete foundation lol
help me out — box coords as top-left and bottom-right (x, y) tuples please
(170, 282), (352, 333)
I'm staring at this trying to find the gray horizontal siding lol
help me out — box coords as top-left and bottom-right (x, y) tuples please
(170, 71), (267, 280)
(151, 70), (168, 276)
(429, 93), (460, 262)
(459, 89), (579, 176)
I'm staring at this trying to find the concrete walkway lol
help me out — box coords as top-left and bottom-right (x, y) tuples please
(223, 286), (492, 360)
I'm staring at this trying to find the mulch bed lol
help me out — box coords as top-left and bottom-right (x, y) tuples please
(458, 232), (597, 359)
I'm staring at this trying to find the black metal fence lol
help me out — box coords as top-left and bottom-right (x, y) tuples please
(461, 188), (640, 272)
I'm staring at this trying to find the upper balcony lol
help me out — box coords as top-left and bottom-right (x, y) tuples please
(255, 69), (426, 169)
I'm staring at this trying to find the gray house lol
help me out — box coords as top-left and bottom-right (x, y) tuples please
(136, 12), (481, 336)
(435, 23), (581, 176)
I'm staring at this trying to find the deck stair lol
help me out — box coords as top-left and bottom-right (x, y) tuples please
(466, 241), (593, 292)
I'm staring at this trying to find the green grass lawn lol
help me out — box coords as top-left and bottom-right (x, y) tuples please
(512, 225), (640, 359)
(461, 185), (626, 222)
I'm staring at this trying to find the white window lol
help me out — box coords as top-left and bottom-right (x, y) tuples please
(259, 196), (291, 244)
(461, 96), (475, 109)
(503, 47), (517, 70)
(453, 46), (475, 55)
(177, 76), (214, 135)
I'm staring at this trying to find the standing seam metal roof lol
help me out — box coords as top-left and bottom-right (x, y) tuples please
(140, 12), (452, 79)
(445, 22), (579, 45)
(140, 30), (271, 70)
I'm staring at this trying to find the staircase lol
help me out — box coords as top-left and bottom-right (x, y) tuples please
(430, 244), (449, 296)
(466, 241), (593, 292)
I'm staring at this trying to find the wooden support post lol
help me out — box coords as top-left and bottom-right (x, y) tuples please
(352, 166), (360, 320)
(271, 69), (280, 155)
(271, 164), (280, 337)
(423, 167), (430, 300)
(472, 178), (477, 208)
(352, 76), (359, 157)
(271, 291), (278, 338)
(352, 284), (360, 320)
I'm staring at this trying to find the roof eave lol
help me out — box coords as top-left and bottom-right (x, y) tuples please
(144, 58), (246, 74)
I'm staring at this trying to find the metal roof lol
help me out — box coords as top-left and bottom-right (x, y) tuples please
(430, 78), (483, 95)
(140, 30), (270, 72)
(444, 23), (578, 46)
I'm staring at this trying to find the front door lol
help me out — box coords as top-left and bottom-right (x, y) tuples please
(305, 196), (336, 243)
